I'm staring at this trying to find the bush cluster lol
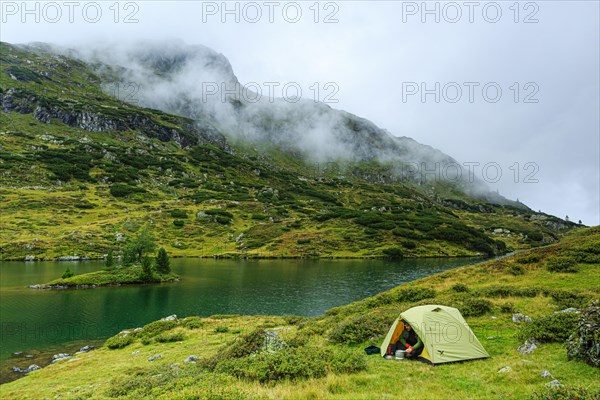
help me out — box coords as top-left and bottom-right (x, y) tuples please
(327, 311), (395, 344)
(546, 256), (578, 273)
(396, 287), (436, 303)
(517, 312), (579, 343)
(567, 300), (600, 367)
(207, 345), (366, 383)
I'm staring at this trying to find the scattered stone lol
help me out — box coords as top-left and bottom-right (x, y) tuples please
(497, 366), (511, 373)
(540, 370), (554, 379)
(133, 327), (143, 332)
(184, 355), (201, 363)
(521, 360), (533, 363)
(12, 351), (23, 356)
(24, 255), (36, 262)
(517, 339), (538, 355)
(489, 316), (497, 319)
(12, 364), (41, 374)
(555, 308), (580, 314)
(131, 350), (140, 355)
(24, 355), (34, 359)
(78, 345), (94, 353)
(512, 313), (532, 323)
(546, 380), (564, 388)
(68, 357), (81, 362)
(487, 336), (500, 340)
(51, 353), (71, 363)
(161, 315), (177, 321)
(148, 354), (162, 361)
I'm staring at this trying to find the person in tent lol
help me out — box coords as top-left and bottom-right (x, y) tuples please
(399, 321), (423, 359)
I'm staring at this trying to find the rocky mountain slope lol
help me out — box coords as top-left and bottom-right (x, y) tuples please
(0, 41), (577, 261)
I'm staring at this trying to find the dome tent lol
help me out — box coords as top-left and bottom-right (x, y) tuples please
(380, 305), (490, 365)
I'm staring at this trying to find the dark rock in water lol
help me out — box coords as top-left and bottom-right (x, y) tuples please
(24, 355), (34, 359)
(78, 345), (94, 353)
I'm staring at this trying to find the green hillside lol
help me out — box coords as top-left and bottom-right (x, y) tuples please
(0, 42), (579, 261)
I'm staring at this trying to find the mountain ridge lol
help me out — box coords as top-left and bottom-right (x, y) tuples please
(0, 41), (577, 261)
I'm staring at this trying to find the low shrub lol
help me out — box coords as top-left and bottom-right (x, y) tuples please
(297, 239), (311, 244)
(460, 297), (493, 317)
(214, 326), (229, 333)
(396, 287), (436, 303)
(169, 209), (188, 218)
(173, 219), (185, 227)
(138, 320), (178, 339)
(209, 345), (366, 383)
(507, 264), (525, 276)
(382, 247), (403, 258)
(516, 254), (541, 264)
(500, 302), (515, 314)
(105, 334), (134, 349)
(182, 316), (205, 329)
(546, 256), (578, 273)
(401, 240), (417, 249)
(531, 385), (600, 400)
(547, 290), (589, 309)
(567, 300), (600, 367)
(155, 331), (185, 343)
(517, 312), (579, 343)
(328, 311), (395, 344)
(450, 283), (469, 293)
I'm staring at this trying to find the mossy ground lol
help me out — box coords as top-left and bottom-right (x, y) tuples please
(2, 227), (598, 399)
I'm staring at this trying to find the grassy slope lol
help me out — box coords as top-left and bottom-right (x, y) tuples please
(0, 43), (578, 261)
(2, 227), (598, 399)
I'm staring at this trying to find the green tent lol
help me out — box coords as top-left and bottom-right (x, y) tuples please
(380, 305), (490, 365)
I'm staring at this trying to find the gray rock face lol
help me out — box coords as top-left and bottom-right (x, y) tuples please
(517, 339), (538, 355)
(24, 255), (36, 262)
(33, 106), (51, 123)
(162, 314), (177, 321)
(148, 354), (162, 361)
(512, 313), (532, 323)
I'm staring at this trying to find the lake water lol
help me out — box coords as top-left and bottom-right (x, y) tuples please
(0, 257), (483, 361)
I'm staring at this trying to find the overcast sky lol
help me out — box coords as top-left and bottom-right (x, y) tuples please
(2, 1), (599, 225)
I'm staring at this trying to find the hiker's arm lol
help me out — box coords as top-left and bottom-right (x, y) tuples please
(399, 333), (408, 348)
(413, 336), (423, 351)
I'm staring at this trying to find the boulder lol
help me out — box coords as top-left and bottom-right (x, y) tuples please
(540, 370), (553, 379)
(512, 313), (532, 323)
(517, 339), (538, 355)
(51, 353), (71, 363)
(184, 355), (201, 363)
(546, 380), (564, 388)
(148, 354), (162, 361)
(497, 366), (511, 373)
(161, 315), (177, 321)
(78, 345), (94, 353)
